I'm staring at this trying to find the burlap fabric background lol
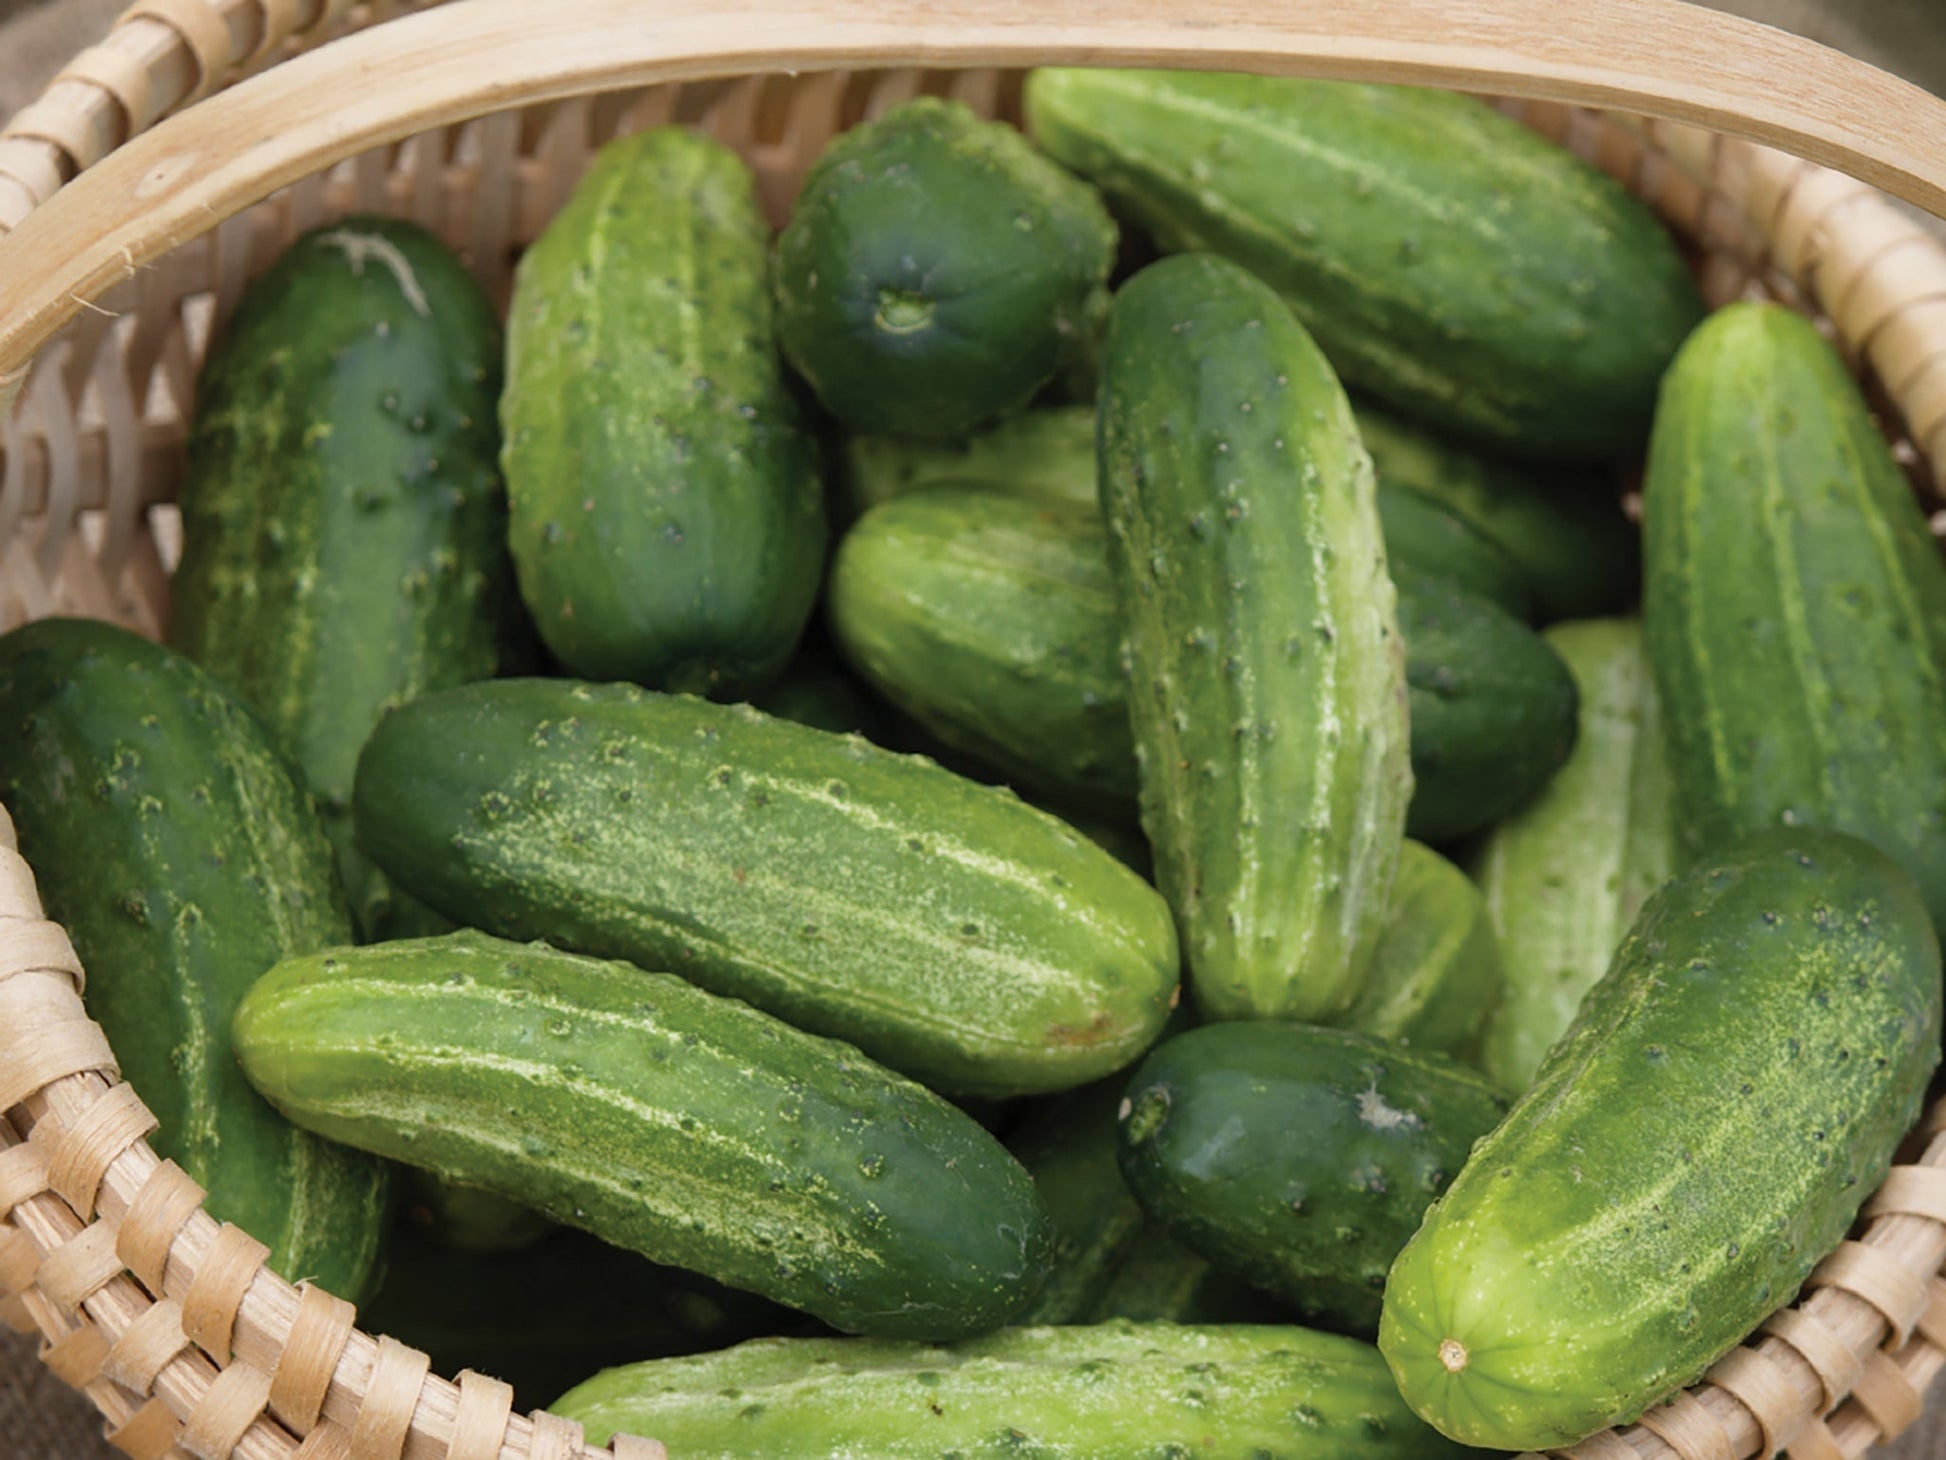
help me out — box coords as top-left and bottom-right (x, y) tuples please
(2, 1), (1945, 1455)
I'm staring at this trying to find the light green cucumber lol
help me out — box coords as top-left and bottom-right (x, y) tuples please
(839, 406), (1099, 522)
(1380, 830), (1942, 1449)
(503, 126), (826, 696)
(1344, 840), (1502, 1064)
(1099, 253), (1410, 1024)
(1470, 618), (1678, 1092)
(555, 1322), (1473, 1460)
(353, 680), (1178, 1097)
(233, 931), (1054, 1339)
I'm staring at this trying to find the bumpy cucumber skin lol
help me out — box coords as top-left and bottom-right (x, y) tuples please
(775, 98), (1116, 439)
(233, 931), (1054, 1339)
(1099, 254), (1410, 1024)
(1354, 403), (1638, 622)
(353, 680), (1178, 1097)
(1380, 829), (1942, 1450)
(1645, 301), (1946, 932)
(1027, 70), (1704, 463)
(1378, 488), (1531, 619)
(839, 406), (1100, 522)
(555, 1321), (1474, 1460)
(1397, 576), (1579, 844)
(362, 1224), (796, 1411)
(829, 490), (1136, 810)
(1471, 618), (1677, 1092)
(1346, 840), (1503, 1064)
(1120, 1023), (1507, 1337)
(503, 127), (825, 696)
(170, 217), (510, 940)
(0, 619), (387, 1298)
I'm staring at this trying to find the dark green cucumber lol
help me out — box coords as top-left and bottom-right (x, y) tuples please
(400, 1168), (552, 1255)
(555, 1322), (1473, 1460)
(233, 931), (1053, 1339)
(0, 619), (386, 1298)
(1099, 254), (1410, 1024)
(839, 406), (1099, 522)
(774, 98), (1116, 439)
(1345, 840), (1503, 1064)
(503, 126), (825, 695)
(1377, 488), (1531, 620)
(1082, 1226), (1284, 1325)
(1380, 829), (1942, 1449)
(1644, 300), (1946, 931)
(828, 490), (1136, 810)
(170, 217), (511, 940)
(353, 680), (1178, 1097)
(1397, 576), (1579, 844)
(361, 1224), (797, 1411)
(1470, 618), (1678, 1092)
(1119, 1023), (1507, 1338)
(1354, 403), (1638, 622)
(1027, 69), (1704, 462)
(747, 636), (896, 745)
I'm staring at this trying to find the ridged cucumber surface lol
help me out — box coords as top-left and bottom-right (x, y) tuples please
(1377, 487), (1531, 619)
(1380, 829), (1942, 1449)
(1119, 1023), (1508, 1337)
(839, 407), (1099, 521)
(828, 490), (1136, 810)
(1644, 300), (1946, 932)
(0, 619), (387, 1298)
(233, 931), (1054, 1339)
(1099, 253), (1410, 1024)
(353, 680), (1178, 1097)
(1027, 69), (1704, 462)
(1345, 839), (1503, 1064)
(503, 126), (826, 695)
(774, 98), (1116, 439)
(1470, 618), (1677, 1092)
(554, 1322), (1474, 1460)
(170, 217), (512, 940)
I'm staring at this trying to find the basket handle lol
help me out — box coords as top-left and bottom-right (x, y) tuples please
(4, 0), (1946, 394)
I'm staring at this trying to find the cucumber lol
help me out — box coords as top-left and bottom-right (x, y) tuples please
(828, 490), (1136, 811)
(400, 1168), (552, 1255)
(1027, 69), (1704, 462)
(747, 636), (896, 745)
(360, 1224), (797, 1410)
(554, 1322), (1474, 1460)
(774, 98), (1116, 440)
(1099, 253), (1410, 1024)
(1119, 1024), (1507, 1338)
(1083, 1225), (1284, 1325)
(0, 619), (387, 1299)
(1644, 300), (1946, 932)
(1470, 618), (1678, 1092)
(169, 217), (512, 941)
(1354, 403), (1639, 623)
(503, 126), (826, 696)
(1380, 829), (1942, 1449)
(352, 680), (1178, 1097)
(839, 405), (1098, 522)
(1397, 576), (1579, 845)
(232, 931), (1054, 1339)
(1377, 488), (1531, 620)
(1345, 840), (1502, 1064)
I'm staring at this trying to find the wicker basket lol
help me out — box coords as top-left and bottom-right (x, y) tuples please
(6, 2), (1946, 1457)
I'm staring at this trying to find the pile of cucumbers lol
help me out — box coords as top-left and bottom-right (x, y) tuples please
(3, 64), (1943, 1460)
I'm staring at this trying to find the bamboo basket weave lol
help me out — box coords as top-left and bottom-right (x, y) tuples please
(6, 2), (1946, 1458)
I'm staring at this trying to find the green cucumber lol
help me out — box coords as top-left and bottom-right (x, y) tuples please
(360, 1225), (797, 1410)
(1397, 576), (1579, 844)
(1354, 403), (1638, 622)
(503, 126), (826, 696)
(1082, 1226), (1283, 1325)
(1345, 840), (1502, 1064)
(1470, 618), (1678, 1092)
(1119, 1023), (1507, 1337)
(828, 490), (1135, 811)
(1380, 829), (1942, 1449)
(774, 98), (1116, 439)
(554, 1322), (1473, 1460)
(1377, 487), (1531, 619)
(839, 407), (1099, 522)
(1644, 300), (1946, 931)
(0, 619), (386, 1298)
(232, 931), (1054, 1339)
(1099, 253), (1410, 1024)
(747, 636), (896, 745)
(400, 1168), (552, 1255)
(1026, 69), (1704, 462)
(169, 217), (512, 941)
(353, 680), (1178, 1097)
